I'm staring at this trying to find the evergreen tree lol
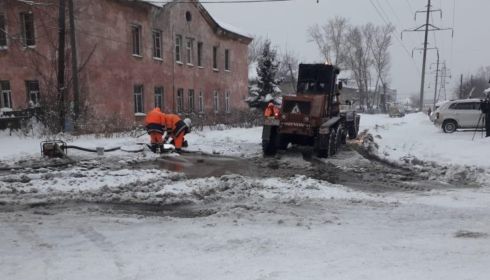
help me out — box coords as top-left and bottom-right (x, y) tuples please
(247, 39), (281, 108)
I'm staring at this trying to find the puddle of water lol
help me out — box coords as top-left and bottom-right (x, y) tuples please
(134, 153), (260, 179)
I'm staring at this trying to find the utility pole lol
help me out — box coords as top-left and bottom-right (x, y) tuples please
(431, 50), (440, 108)
(459, 74), (463, 98)
(57, 0), (66, 132)
(68, 0), (80, 123)
(438, 62), (451, 101)
(402, 0), (453, 111)
(412, 46), (439, 109)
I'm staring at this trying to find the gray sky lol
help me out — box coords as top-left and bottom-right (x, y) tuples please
(203, 0), (490, 100)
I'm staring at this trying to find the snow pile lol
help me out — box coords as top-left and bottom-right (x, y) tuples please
(360, 113), (490, 184)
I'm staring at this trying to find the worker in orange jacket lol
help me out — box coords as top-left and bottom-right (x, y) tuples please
(163, 114), (192, 152)
(144, 107), (166, 153)
(264, 102), (280, 118)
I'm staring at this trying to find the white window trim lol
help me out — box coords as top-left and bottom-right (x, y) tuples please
(20, 12), (36, 48)
(225, 91), (231, 113)
(133, 85), (144, 114)
(213, 91), (219, 113)
(186, 37), (194, 66)
(198, 91), (204, 113)
(175, 35), (182, 63)
(224, 49), (231, 71)
(152, 29), (163, 60)
(131, 24), (142, 57)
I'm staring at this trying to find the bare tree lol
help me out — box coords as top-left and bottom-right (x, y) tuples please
(248, 35), (265, 74)
(345, 25), (374, 109)
(370, 24), (395, 112)
(307, 16), (348, 66)
(277, 49), (299, 93)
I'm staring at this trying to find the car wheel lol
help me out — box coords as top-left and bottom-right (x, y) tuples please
(442, 120), (457, 133)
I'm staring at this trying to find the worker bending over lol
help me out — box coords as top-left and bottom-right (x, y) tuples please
(164, 114), (192, 152)
(264, 102), (280, 118)
(144, 107), (166, 153)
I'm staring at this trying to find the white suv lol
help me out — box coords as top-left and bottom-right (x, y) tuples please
(433, 99), (484, 133)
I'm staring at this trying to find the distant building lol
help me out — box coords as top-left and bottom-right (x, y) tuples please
(0, 0), (252, 129)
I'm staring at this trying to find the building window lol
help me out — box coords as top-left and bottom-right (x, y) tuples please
(131, 24), (142, 56)
(0, 14), (7, 49)
(213, 91), (219, 113)
(154, 86), (163, 109)
(225, 49), (230, 71)
(0, 81), (12, 108)
(198, 91), (204, 113)
(197, 42), (203, 67)
(176, 88), (184, 113)
(20, 12), (35, 47)
(188, 89), (195, 112)
(175, 35), (182, 62)
(152, 29), (162, 59)
(213, 46), (218, 69)
(25, 80), (40, 106)
(225, 91), (230, 113)
(133, 85), (144, 113)
(186, 38), (194, 65)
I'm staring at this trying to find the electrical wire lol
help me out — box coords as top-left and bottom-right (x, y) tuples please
(368, 0), (420, 74)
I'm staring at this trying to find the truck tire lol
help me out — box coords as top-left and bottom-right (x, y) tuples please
(277, 135), (289, 150)
(336, 125), (346, 146)
(315, 135), (328, 158)
(348, 124), (358, 139)
(328, 128), (337, 156)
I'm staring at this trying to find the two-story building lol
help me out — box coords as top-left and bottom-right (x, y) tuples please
(0, 0), (252, 130)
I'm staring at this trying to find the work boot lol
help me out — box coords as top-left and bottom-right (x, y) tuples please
(158, 144), (164, 153)
(183, 140), (188, 148)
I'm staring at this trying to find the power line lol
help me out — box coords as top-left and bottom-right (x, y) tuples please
(368, 0), (420, 74)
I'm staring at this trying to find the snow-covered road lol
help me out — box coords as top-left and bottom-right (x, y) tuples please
(1, 113), (489, 280)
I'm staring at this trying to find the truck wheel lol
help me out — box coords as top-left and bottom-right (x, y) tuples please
(336, 126), (346, 146)
(315, 135), (328, 158)
(277, 136), (289, 150)
(328, 128), (337, 156)
(442, 120), (457, 133)
(348, 125), (358, 139)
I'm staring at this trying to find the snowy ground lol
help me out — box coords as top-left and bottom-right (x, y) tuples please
(1, 114), (490, 280)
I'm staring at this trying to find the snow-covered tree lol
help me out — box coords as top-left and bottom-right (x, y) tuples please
(247, 39), (281, 108)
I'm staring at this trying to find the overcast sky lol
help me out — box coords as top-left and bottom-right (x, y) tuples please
(203, 0), (490, 100)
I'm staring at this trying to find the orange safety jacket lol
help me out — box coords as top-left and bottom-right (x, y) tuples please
(264, 104), (280, 117)
(145, 108), (166, 134)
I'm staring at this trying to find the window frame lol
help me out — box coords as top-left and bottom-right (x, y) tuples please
(198, 91), (204, 113)
(225, 91), (231, 113)
(197, 42), (203, 67)
(186, 37), (194, 65)
(175, 35), (182, 63)
(188, 89), (195, 112)
(133, 84), (144, 114)
(154, 86), (164, 109)
(0, 81), (12, 108)
(25, 80), (40, 106)
(131, 24), (142, 57)
(176, 88), (184, 113)
(0, 14), (7, 49)
(152, 29), (162, 59)
(213, 90), (219, 113)
(20, 12), (35, 47)
(224, 49), (230, 71)
(213, 46), (219, 70)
